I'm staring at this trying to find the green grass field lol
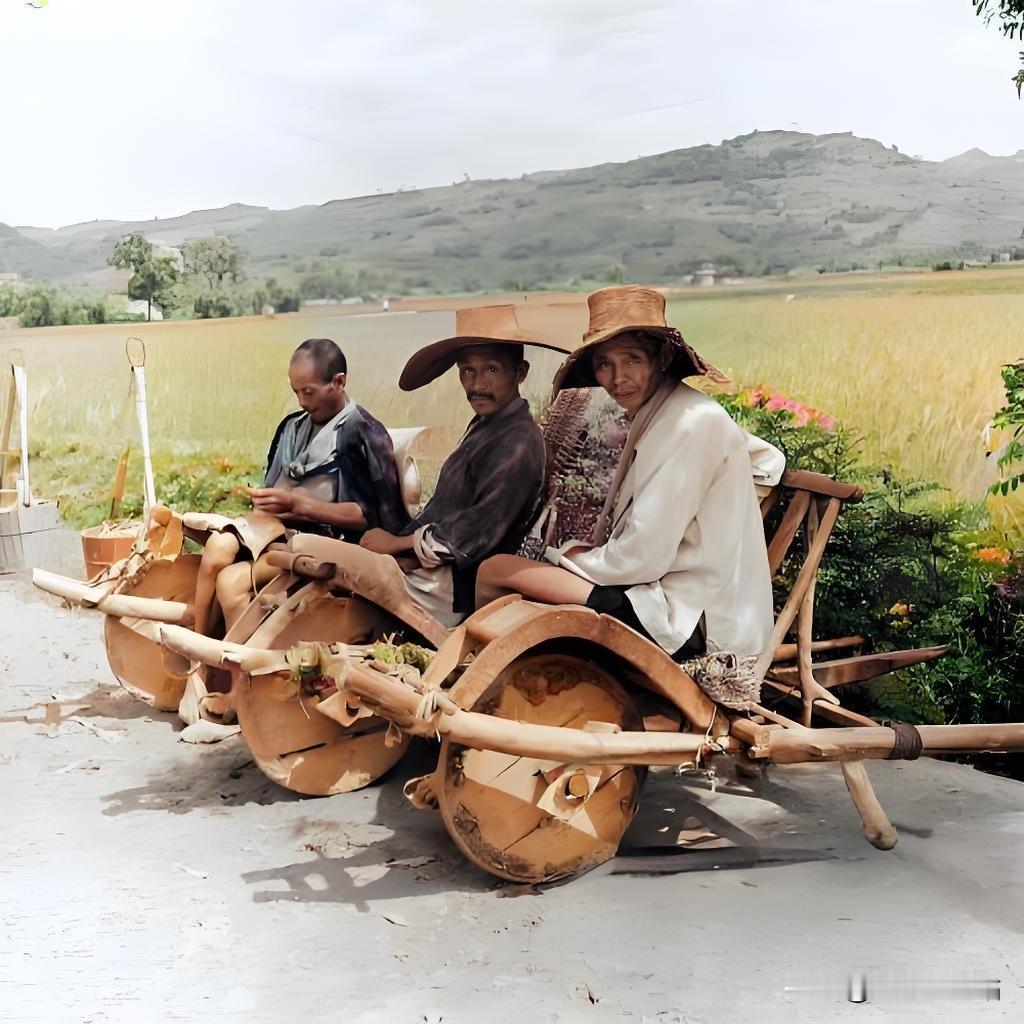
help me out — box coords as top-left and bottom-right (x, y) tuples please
(4, 267), (1022, 533)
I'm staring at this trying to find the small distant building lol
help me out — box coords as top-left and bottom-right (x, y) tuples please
(0, 272), (20, 283)
(1000, 252), (1012, 263)
(694, 262), (717, 287)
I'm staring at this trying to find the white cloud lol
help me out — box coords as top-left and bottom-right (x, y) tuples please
(0, 0), (1020, 226)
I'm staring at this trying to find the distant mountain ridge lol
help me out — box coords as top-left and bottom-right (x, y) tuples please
(3, 130), (1024, 291)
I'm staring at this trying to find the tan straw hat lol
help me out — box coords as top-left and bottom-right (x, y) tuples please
(399, 304), (573, 391)
(552, 285), (727, 392)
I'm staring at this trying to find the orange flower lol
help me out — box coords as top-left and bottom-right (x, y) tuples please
(974, 547), (1011, 566)
(888, 601), (911, 617)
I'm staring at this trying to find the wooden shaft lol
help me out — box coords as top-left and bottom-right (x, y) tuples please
(32, 568), (191, 624)
(159, 624), (294, 672)
(841, 760), (897, 850)
(1, 368), (15, 492)
(264, 550), (336, 580)
(342, 662), (730, 766)
(773, 635), (865, 662)
(752, 723), (1024, 763)
(160, 627), (732, 767)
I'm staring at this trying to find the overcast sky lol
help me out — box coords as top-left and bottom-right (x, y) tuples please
(2, 0), (1022, 228)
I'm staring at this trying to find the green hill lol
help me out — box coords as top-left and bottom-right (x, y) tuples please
(5, 130), (1024, 292)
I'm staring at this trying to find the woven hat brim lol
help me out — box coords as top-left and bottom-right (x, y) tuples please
(551, 325), (728, 393)
(400, 335), (572, 391)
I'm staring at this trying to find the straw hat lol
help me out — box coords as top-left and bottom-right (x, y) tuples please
(552, 286), (727, 392)
(399, 304), (572, 391)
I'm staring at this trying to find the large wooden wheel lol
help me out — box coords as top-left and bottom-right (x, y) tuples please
(437, 651), (644, 883)
(232, 580), (411, 796)
(103, 554), (202, 712)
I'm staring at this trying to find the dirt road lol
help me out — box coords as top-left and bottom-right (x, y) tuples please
(2, 570), (1023, 1023)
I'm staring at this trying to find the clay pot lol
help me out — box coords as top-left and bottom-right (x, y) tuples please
(80, 524), (138, 579)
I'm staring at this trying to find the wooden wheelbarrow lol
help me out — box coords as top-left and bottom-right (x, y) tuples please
(157, 586), (1024, 884)
(32, 464), (954, 807)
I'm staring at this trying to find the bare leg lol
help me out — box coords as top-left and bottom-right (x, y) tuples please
(215, 551), (279, 631)
(476, 554), (593, 610)
(193, 532), (241, 636)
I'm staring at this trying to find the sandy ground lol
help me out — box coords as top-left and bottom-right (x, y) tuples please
(2, 559), (1024, 1024)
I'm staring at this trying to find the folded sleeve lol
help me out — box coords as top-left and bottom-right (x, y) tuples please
(744, 428), (786, 488)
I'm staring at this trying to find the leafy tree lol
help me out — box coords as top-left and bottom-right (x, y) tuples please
(108, 232), (178, 320)
(193, 291), (236, 319)
(250, 277), (300, 314)
(127, 255), (179, 321)
(182, 236), (242, 290)
(973, 0), (1024, 94)
(16, 285), (58, 328)
(107, 232), (154, 275)
(0, 283), (108, 327)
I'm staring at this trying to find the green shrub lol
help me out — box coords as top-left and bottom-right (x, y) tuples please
(721, 388), (1024, 725)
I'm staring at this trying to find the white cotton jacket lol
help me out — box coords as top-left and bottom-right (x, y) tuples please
(564, 383), (784, 658)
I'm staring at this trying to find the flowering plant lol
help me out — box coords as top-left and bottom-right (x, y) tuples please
(738, 385), (838, 431)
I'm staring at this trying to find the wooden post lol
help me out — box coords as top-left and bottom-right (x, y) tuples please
(755, 496), (842, 680)
(841, 760), (897, 850)
(796, 500), (840, 725)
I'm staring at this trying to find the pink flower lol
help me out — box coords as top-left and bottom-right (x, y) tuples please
(818, 414), (837, 432)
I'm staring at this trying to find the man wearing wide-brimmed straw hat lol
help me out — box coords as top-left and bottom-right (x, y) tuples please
(478, 285), (785, 663)
(358, 304), (567, 626)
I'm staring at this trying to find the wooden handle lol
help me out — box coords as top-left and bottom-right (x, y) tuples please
(263, 549), (336, 579)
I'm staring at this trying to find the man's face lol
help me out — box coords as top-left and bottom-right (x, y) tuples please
(456, 345), (527, 417)
(592, 332), (665, 417)
(289, 353), (346, 425)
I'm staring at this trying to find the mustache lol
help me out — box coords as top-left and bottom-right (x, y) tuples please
(468, 391), (495, 400)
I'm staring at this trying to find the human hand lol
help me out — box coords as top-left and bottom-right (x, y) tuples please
(359, 527), (404, 555)
(248, 486), (294, 516)
(563, 544), (592, 560)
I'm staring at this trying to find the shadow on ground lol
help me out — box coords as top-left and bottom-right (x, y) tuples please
(242, 742), (492, 908)
(100, 737), (306, 815)
(240, 755), (840, 909)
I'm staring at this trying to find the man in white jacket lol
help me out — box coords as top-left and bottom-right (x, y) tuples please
(477, 285), (785, 662)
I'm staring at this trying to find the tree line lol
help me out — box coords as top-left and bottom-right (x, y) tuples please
(106, 233), (302, 321)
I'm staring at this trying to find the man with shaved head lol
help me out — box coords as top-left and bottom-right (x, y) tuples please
(193, 337), (406, 634)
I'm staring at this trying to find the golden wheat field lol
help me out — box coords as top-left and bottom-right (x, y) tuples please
(3, 268), (1022, 530)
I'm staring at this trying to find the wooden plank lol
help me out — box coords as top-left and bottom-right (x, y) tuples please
(781, 469), (864, 502)
(769, 645), (950, 689)
(766, 490), (810, 576)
